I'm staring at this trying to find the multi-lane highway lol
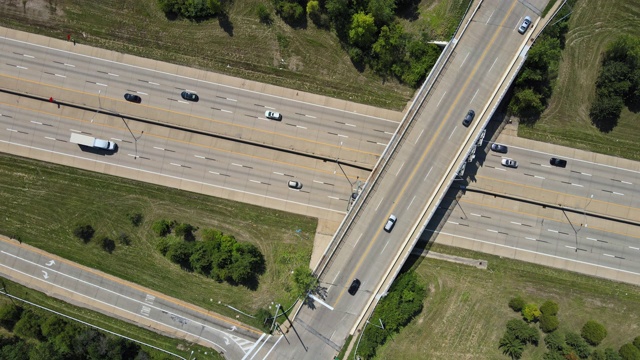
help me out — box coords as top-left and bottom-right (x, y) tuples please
(0, 32), (400, 167)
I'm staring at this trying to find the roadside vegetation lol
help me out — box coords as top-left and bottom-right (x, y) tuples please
(0, 0), (469, 110)
(367, 244), (640, 359)
(0, 277), (219, 359)
(515, 0), (640, 161)
(0, 153), (315, 328)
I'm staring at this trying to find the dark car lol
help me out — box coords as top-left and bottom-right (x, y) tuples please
(550, 157), (567, 168)
(124, 93), (142, 103)
(348, 279), (361, 295)
(462, 110), (475, 127)
(490, 143), (508, 153)
(181, 91), (199, 102)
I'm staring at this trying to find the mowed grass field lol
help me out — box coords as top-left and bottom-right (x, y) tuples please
(0, 153), (316, 326)
(518, 0), (640, 161)
(0, 0), (467, 110)
(373, 244), (640, 359)
(0, 277), (222, 359)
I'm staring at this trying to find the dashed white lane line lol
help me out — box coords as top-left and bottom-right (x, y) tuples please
(437, 91), (447, 108)
(396, 162), (404, 176)
(571, 183), (583, 187)
(487, 229), (498, 233)
(629, 247), (640, 250)
(328, 196), (340, 200)
(415, 129), (424, 144)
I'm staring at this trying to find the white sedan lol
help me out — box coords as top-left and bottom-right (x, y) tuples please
(265, 111), (282, 121)
(501, 158), (518, 168)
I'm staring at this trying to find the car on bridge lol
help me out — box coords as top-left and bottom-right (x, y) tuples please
(348, 279), (361, 295)
(462, 110), (475, 127)
(518, 16), (532, 34)
(384, 215), (397, 232)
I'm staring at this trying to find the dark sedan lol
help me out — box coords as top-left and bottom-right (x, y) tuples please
(124, 93), (142, 103)
(181, 91), (199, 102)
(550, 157), (567, 168)
(490, 143), (508, 153)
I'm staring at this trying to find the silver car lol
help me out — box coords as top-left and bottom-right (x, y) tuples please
(501, 158), (518, 168)
(518, 16), (532, 34)
(265, 111), (282, 121)
(384, 215), (397, 232)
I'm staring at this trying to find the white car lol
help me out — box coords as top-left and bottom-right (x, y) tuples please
(265, 111), (282, 121)
(384, 215), (397, 232)
(501, 158), (518, 168)
(518, 16), (532, 34)
(287, 180), (302, 189)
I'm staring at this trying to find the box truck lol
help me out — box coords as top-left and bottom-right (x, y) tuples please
(69, 133), (116, 151)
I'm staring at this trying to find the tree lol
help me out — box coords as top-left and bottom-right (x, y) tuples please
(367, 0), (396, 27)
(73, 224), (95, 243)
(634, 336), (640, 350)
(566, 331), (591, 359)
(152, 219), (171, 237)
(127, 213), (143, 227)
(581, 320), (607, 346)
(326, 0), (352, 37)
(13, 309), (44, 340)
(277, 1), (305, 24)
(522, 303), (542, 323)
(619, 343), (640, 360)
(0, 304), (23, 331)
(540, 300), (559, 316)
(292, 266), (318, 298)
(545, 331), (565, 352)
(589, 94), (623, 132)
(256, 3), (272, 24)
(539, 313), (559, 333)
(371, 23), (407, 77)
(307, 0), (320, 23)
(506, 319), (540, 345)
(509, 88), (545, 119)
(166, 241), (195, 270)
(499, 332), (525, 359)
(174, 223), (197, 241)
(29, 341), (64, 360)
(544, 351), (567, 360)
(509, 296), (526, 312)
(591, 349), (607, 360)
(99, 236), (116, 253)
(349, 12), (377, 48)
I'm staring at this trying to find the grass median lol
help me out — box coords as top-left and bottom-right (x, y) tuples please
(372, 244), (640, 359)
(0, 153), (316, 327)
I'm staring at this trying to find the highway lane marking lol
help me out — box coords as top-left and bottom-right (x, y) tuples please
(208, 171), (231, 177)
(177, 100), (189, 104)
(611, 178), (633, 185)
(525, 237), (537, 241)
(630, 247), (640, 250)
(153, 146), (165, 151)
(194, 155), (216, 161)
(136, 91), (148, 95)
(436, 91), (447, 108)
(486, 10), (495, 24)
(448, 126), (457, 140)
(415, 129), (424, 144)
(459, 53), (469, 68)
(221, 109), (233, 113)
(510, 221), (522, 226)
(395, 162), (405, 176)
(380, 240), (390, 254)
(423, 167), (432, 182)
(353, 233), (363, 248)
(328, 196), (340, 200)
(429, 231), (640, 276)
(247, 334), (272, 359)
(0, 250), (237, 350)
(470, 88), (479, 104)
(571, 183), (583, 187)
(488, 57), (499, 74)
(332, 271), (341, 284)
(332, 3), (525, 309)
(487, 229), (498, 233)
(448, 221), (460, 225)
(375, 198), (384, 211)
(603, 253), (615, 258)
(407, 196), (416, 210)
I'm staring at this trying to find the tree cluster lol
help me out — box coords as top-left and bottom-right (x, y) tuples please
(155, 224), (265, 286)
(357, 271), (426, 359)
(508, 1), (572, 121)
(158, 0), (223, 19)
(499, 318), (540, 359)
(73, 223), (130, 253)
(0, 303), (152, 360)
(589, 35), (640, 132)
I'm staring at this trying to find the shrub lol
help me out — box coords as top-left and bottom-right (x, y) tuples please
(127, 213), (143, 227)
(0, 304), (23, 331)
(539, 313), (559, 333)
(152, 219), (171, 237)
(545, 331), (564, 352)
(509, 296), (526, 312)
(255, 308), (273, 332)
(256, 3), (271, 24)
(506, 319), (540, 345)
(540, 300), (559, 316)
(73, 224), (95, 243)
(606, 348), (624, 360)
(174, 223), (197, 241)
(13, 309), (44, 340)
(581, 320), (607, 346)
(292, 266), (318, 299)
(522, 303), (541, 323)
(635, 336), (640, 350)
(566, 331), (591, 359)
(544, 351), (566, 360)
(99, 236), (116, 254)
(118, 232), (131, 246)
(619, 343), (640, 360)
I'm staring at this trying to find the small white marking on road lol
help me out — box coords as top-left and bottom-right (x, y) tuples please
(140, 306), (151, 316)
(487, 229), (498, 233)
(613, 192), (624, 196)
(621, 180), (632, 184)
(54, 74), (66, 78)
(296, 125), (307, 129)
(231, 163), (243, 167)
(23, 54), (34, 58)
(208, 171), (220, 175)
(534, 175), (545, 179)
(249, 180), (261, 184)
(153, 147), (165, 151)
(305, 114), (316, 118)
(264, 106), (275, 110)
(16, 65), (28, 69)
(169, 163), (181, 167)
(44, 136), (56, 141)
(332, 271), (341, 284)
(407, 196), (416, 210)
(447, 221), (460, 225)
(571, 183), (583, 187)
(525, 237), (537, 241)
(313, 180), (325, 184)
(375, 198), (384, 211)
(380, 240), (390, 254)
(486, 10), (495, 24)
(448, 127), (457, 140)
(488, 57), (498, 73)
(494, 167), (506, 171)
(470, 213), (481, 217)
(96, 82), (108, 87)
(344, 123), (356, 127)
(629, 247), (640, 250)
(470, 88), (479, 104)
(377, 142), (387, 146)
(221, 109), (233, 113)
(127, 154), (138, 158)
(194, 155), (205, 159)
(460, 53), (470, 68)
(565, 246), (576, 249)
(548, 229), (559, 233)
(581, 172), (592, 176)
(227, 98), (237, 102)
(437, 91), (447, 108)
(384, 131), (394, 135)
(354, 233), (363, 247)
(510, 222), (522, 226)
(137, 91), (148, 95)
(31, 121), (43, 125)
(396, 162), (404, 176)
(111, 138), (122, 142)
(415, 129), (424, 144)
(328, 196), (340, 200)
(63, 63), (75, 67)
(273, 172), (284, 176)
(337, 134), (348, 138)
(148, 81), (159, 85)
(423, 167), (433, 182)
(586, 237), (598, 242)
(145, 294), (155, 304)
(6, 128), (17, 132)
(107, 73), (119, 77)
(603, 254), (615, 258)
(178, 100), (189, 104)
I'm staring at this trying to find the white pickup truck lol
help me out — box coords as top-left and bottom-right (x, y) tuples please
(69, 133), (116, 151)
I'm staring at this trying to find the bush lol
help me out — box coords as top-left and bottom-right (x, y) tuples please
(635, 336), (640, 350)
(539, 313), (559, 333)
(292, 266), (318, 299)
(540, 300), (559, 316)
(152, 219), (171, 237)
(545, 331), (564, 352)
(73, 224), (95, 243)
(607, 348), (624, 360)
(256, 3), (271, 24)
(255, 308), (273, 332)
(620, 343), (640, 360)
(13, 309), (44, 340)
(509, 296), (526, 312)
(506, 319), (540, 345)
(522, 303), (541, 323)
(0, 304), (23, 331)
(566, 331), (591, 359)
(99, 236), (116, 254)
(118, 233), (131, 246)
(581, 320), (607, 346)
(127, 213), (143, 227)
(277, 1), (304, 24)
(174, 223), (197, 241)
